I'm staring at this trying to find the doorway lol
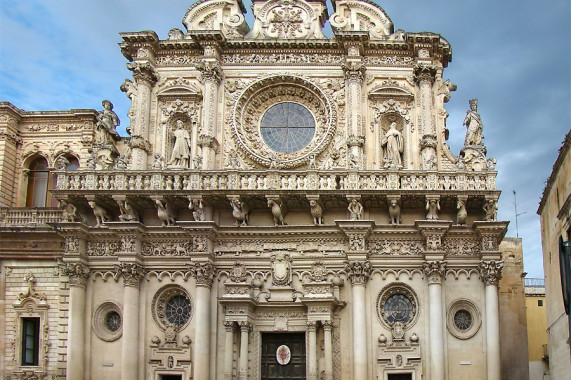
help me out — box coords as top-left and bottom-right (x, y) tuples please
(388, 374), (413, 380)
(160, 375), (182, 380)
(261, 333), (306, 380)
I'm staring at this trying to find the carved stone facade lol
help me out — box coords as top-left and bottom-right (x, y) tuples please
(0, 1), (524, 379)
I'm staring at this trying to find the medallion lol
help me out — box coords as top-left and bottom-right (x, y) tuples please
(276, 345), (291, 365)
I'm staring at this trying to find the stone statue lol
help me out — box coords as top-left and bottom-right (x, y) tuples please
(426, 199), (440, 220)
(95, 100), (120, 144)
(230, 198), (250, 227)
(155, 199), (176, 226)
(268, 199), (286, 226)
(59, 199), (80, 222)
(483, 199), (497, 221)
(153, 154), (165, 169)
(388, 199), (401, 225)
(192, 155), (202, 170)
(309, 200), (323, 225)
(190, 199), (206, 221)
(381, 122), (404, 168)
(169, 120), (192, 168)
(88, 200), (110, 226)
(119, 200), (139, 222)
(457, 200), (467, 225)
(463, 99), (484, 146)
(348, 199), (364, 220)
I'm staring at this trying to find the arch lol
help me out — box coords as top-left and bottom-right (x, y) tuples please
(26, 156), (50, 207)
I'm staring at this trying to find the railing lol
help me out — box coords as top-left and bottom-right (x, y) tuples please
(54, 169), (497, 193)
(0, 207), (64, 226)
(524, 278), (545, 287)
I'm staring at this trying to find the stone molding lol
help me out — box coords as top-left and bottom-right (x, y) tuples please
(128, 61), (158, 86)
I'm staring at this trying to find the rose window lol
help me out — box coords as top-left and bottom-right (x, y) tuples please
(384, 294), (414, 324)
(152, 285), (193, 331)
(260, 102), (315, 153)
(453, 309), (472, 331)
(166, 295), (192, 326)
(377, 283), (419, 329)
(105, 311), (122, 332)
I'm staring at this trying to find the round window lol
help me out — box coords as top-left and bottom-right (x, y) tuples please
(376, 283), (419, 329)
(105, 311), (122, 332)
(453, 310), (472, 331)
(260, 102), (315, 153)
(93, 302), (123, 341)
(384, 294), (414, 324)
(447, 299), (481, 340)
(166, 295), (191, 326)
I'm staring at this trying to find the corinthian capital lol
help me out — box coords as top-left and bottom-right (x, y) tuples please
(195, 60), (222, 84)
(479, 260), (503, 286)
(422, 260), (446, 284)
(192, 262), (216, 287)
(345, 260), (371, 285)
(414, 64), (437, 85)
(114, 263), (145, 287)
(62, 262), (90, 287)
(127, 61), (158, 85)
(342, 62), (366, 83)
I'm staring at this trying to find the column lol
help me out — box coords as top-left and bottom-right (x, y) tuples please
(342, 61), (365, 168)
(127, 60), (157, 170)
(239, 321), (251, 380)
(480, 260), (503, 380)
(116, 263), (144, 380)
(323, 321), (333, 380)
(223, 321), (235, 380)
(307, 321), (318, 380)
(345, 260), (371, 380)
(193, 263), (215, 380)
(64, 262), (89, 380)
(414, 65), (438, 170)
(197, 61), (221, 169)
(423, 260), (446, 380)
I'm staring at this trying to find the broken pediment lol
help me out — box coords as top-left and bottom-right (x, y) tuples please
(368, 79), (413, 101)
(330, 0), (394, 39)
(182, 0), (250, 39)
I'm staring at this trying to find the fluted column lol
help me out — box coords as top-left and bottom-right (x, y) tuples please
(193, 262), (215, 380)
(239, 321), (251, 380)
(63, 262), (89, 380)
(197, 61), (221, 169)
(414, 65), (438, 170)
(224, 321), (235, 380)
(307, 321), (318, 380)
(345, 260), (371, 379)
(480, 260), (503, 380)
(323, 321), (333, 380)
(115, 263), (145, 380)
(127, 60), (157, 169)
(423, 260), (446, 380)
(343, 62), (366, 168)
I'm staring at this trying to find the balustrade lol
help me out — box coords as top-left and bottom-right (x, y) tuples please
(0, 207), (64, 225)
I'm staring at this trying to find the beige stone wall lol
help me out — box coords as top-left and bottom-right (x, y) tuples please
(525, 291), (549, 380)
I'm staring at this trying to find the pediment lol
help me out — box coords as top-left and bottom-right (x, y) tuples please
(157, 78), (202, 98)
(369, 80), (413, 100)
(182, 0), (249, 39)
(330, 0), (394, 39)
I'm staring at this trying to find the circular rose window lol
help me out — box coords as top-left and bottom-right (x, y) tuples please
(260, 102), (315, 153)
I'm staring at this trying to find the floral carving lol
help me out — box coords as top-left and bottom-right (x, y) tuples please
(114, 263), (145, 287)
(479, 260), (503, 286)
(62, 262), (90, 287)
(369, 240), (423, 255)
(345, 260), (371, 285)
(422, 261), (446, 284)
(191, 262), (215, 287)
(87, 241), (120, 256)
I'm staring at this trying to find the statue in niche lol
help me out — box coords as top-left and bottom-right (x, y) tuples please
(426, 199), (440, 220)
(381, 122), (404, 169)
(95, 100), (120, 144)
(169, 120), (191, 168)
(348, 199), (364, 220)
(463, 99), (484, 146)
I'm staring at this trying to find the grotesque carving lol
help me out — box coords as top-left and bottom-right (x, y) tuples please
(268, 199), (286, 226)
(425, 199), (440, 220)
(118, 200), (139, 222)
(388, 199), (401, 225)
(155, 199), (176, 226)
(95, 100), (120, 144)
(381, 122), (404, 169)
(88, 200), (110, 226)
(169, 120), (192, 168)
(483, 199), (498, 221)
(309, 200), (323, 225)
(457, 200), (467, 225)
(348, 199), (364, 220)
(230, 198), (250, 227)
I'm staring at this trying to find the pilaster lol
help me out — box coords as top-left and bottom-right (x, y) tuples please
(479, 260), (503, 380)
(414, 64), (438, 170)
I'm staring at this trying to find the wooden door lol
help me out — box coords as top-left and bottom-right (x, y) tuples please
(261, 333), (306, 380)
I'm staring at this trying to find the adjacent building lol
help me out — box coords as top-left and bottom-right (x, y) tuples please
(525, 278), (549, 380)
(0, 1), (526, 379)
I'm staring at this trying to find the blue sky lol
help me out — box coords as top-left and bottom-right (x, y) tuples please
(1, 0), (569, 278)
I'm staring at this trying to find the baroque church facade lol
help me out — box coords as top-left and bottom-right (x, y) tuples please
(0, 1), (514, 379)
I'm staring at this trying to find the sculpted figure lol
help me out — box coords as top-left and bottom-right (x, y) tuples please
(463, 99), (484, 146)
(348, 199), (364, 220)
(155, 199), (176, 226)
(381, 122), (404, 168)
(457, 200), (467, 225)
(95, 100), (120, 144)
(169, 120), (192, 168)
(309, 200), (323, 225)
(55, 155), (70, 170)
(483, 199), (498, 221)
(426, 199), (440, 220)
(231, 198), (250, 227)
(88, 200), (110, 226)
(192, 154), (203, 169)
(153, 154), (165, 169)
(388, 199), (401, 225)
(268, 199), (286, 226)
(119, 200), (139, 222)
(59, 200), (80, 222)
(190, 199), (206, 221)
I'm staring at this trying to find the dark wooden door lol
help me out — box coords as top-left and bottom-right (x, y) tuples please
(388, 374), (412, 380)
(261, 333), (306, 380)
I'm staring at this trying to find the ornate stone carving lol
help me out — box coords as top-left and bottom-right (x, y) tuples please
(223, 53), (344, 65)
(308, 261), (327, 282)
(189, 199), (206, 221)
(422, 261), (446, 284)
(457, 200), (467, 225)
(425, 199), (440, 220)
(420, 135), (437, 170)
(155, 199), (176, 226)
(330, 0), (393, 39)
(127, 61), (158, 85)
(118, 199), (140, 222)
(268, 199), (286, 226)
(168, 119), (192, 168)
(19, 273), (46, 302)
(413, 65), (437, 85)
(183, 0), (249, 38)
(87, 241), (120, 256)
(369, 240), (423, 256)
(348, 199), (364, 220)
(483, 199), (498, 221)
(228, 262), (248, 283)
(442, 238), (480, 256)
(309, 199), (324, 225)
(387, 198), (401, 225)
(114, 263), (145, 287)
(271, 253), (292, 286)
(479, 260), (503, 286)
(191, 262), (215, 287)
(152, 285), (193, 331)
(120, 236), (136, 252)
(381, 122), (404, 169)
(345, 260), (371, 285)
(142, 241), (191, 256)
(230, 198), (250, 227)
(463, 99), (484, 146)
(59, 199), (80, 222)
(62, 262), (90, 287)
(88, 200), (111, 226)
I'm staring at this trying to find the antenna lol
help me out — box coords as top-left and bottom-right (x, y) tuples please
(513, 190), (527, 238)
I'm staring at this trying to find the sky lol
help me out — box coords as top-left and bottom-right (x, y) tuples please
(0, 0), (569, 278)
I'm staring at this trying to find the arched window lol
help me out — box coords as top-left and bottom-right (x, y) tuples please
(26, 157), (50, 207)
(65, 156), (79, 171)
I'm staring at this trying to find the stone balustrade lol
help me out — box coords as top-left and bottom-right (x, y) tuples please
(55, 169), (497, 193)
(0, 207), (64, 225)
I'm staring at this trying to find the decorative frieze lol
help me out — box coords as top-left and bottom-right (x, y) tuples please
(86, 241), (119, 256)
(222, 53), (344, 65)
(369, 240), (423, 256)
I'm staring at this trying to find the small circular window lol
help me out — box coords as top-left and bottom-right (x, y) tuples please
(260, 102), (315, 153)
(93, 302), (123, 341)
(447, 299), (481, 340)
(152, 285), (193, 331)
